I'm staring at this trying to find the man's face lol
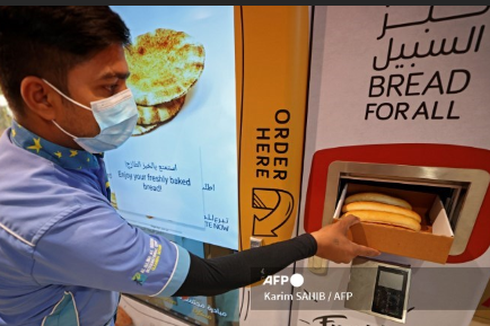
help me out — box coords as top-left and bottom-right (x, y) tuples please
(59, 43), (130, 138)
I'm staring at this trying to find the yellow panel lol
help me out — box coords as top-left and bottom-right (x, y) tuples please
(235, 6), (310, 251)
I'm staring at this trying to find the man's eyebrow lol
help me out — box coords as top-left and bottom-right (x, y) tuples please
(99, 71), (131, 80)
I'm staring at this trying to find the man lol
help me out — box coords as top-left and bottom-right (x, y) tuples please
(0, 6), (379, 326)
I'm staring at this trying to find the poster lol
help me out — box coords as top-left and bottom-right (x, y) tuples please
(105, 6), (238, 250)
(310, 5), (490, 150)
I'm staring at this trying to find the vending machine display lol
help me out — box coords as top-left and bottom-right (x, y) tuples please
(106, 5), (239, 250)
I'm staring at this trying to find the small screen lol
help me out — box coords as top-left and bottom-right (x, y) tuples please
(378, 270), (404, 291)
(371, 266), (408, 320)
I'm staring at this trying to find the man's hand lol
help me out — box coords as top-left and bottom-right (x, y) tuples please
(310, 214), (380, 264)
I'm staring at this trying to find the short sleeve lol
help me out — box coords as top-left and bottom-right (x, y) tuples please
(31, 197), (190, 297)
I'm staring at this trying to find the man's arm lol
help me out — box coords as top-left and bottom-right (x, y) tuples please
(173, 215), (379, 297)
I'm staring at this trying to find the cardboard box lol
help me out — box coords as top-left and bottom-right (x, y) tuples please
(333, 183), (454, 264)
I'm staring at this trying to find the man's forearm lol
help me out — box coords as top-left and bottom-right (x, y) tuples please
(173, 233), (317, 296)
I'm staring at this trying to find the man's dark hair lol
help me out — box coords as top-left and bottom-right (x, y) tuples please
(0, 6), (131, 116)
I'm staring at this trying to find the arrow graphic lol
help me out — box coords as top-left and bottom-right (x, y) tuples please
(252, 188), (294, 237)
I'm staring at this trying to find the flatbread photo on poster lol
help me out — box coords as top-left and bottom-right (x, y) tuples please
(125, 28), (205, 136)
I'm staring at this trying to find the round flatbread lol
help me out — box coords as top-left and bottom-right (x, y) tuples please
(126, 28), (205, 105)
(136, 95), (186, 126)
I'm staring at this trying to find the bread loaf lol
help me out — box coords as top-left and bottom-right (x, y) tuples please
(341, 210), (421, 231)
(344, 192), (412, 210)
(341, 191), (424, 231)
(342, 201), (421, 223)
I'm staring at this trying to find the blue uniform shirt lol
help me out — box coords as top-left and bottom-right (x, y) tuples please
(0, 121), (191, 326)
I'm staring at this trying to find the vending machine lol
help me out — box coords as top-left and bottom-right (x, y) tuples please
(288, 5), (490, 326)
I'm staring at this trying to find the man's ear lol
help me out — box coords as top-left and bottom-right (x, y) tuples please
(20, 76), (59, 120)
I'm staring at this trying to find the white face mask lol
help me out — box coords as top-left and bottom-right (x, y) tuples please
(43, 79), (138, 154)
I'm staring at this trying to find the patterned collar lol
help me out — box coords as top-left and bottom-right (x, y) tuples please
(9, 120), (100, 170)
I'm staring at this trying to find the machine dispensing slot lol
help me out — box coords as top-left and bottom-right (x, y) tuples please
(323, 161), (490, 256)
(337, 174), (469, 230)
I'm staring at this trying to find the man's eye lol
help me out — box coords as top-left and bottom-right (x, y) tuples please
(106, 84), (118, 93)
